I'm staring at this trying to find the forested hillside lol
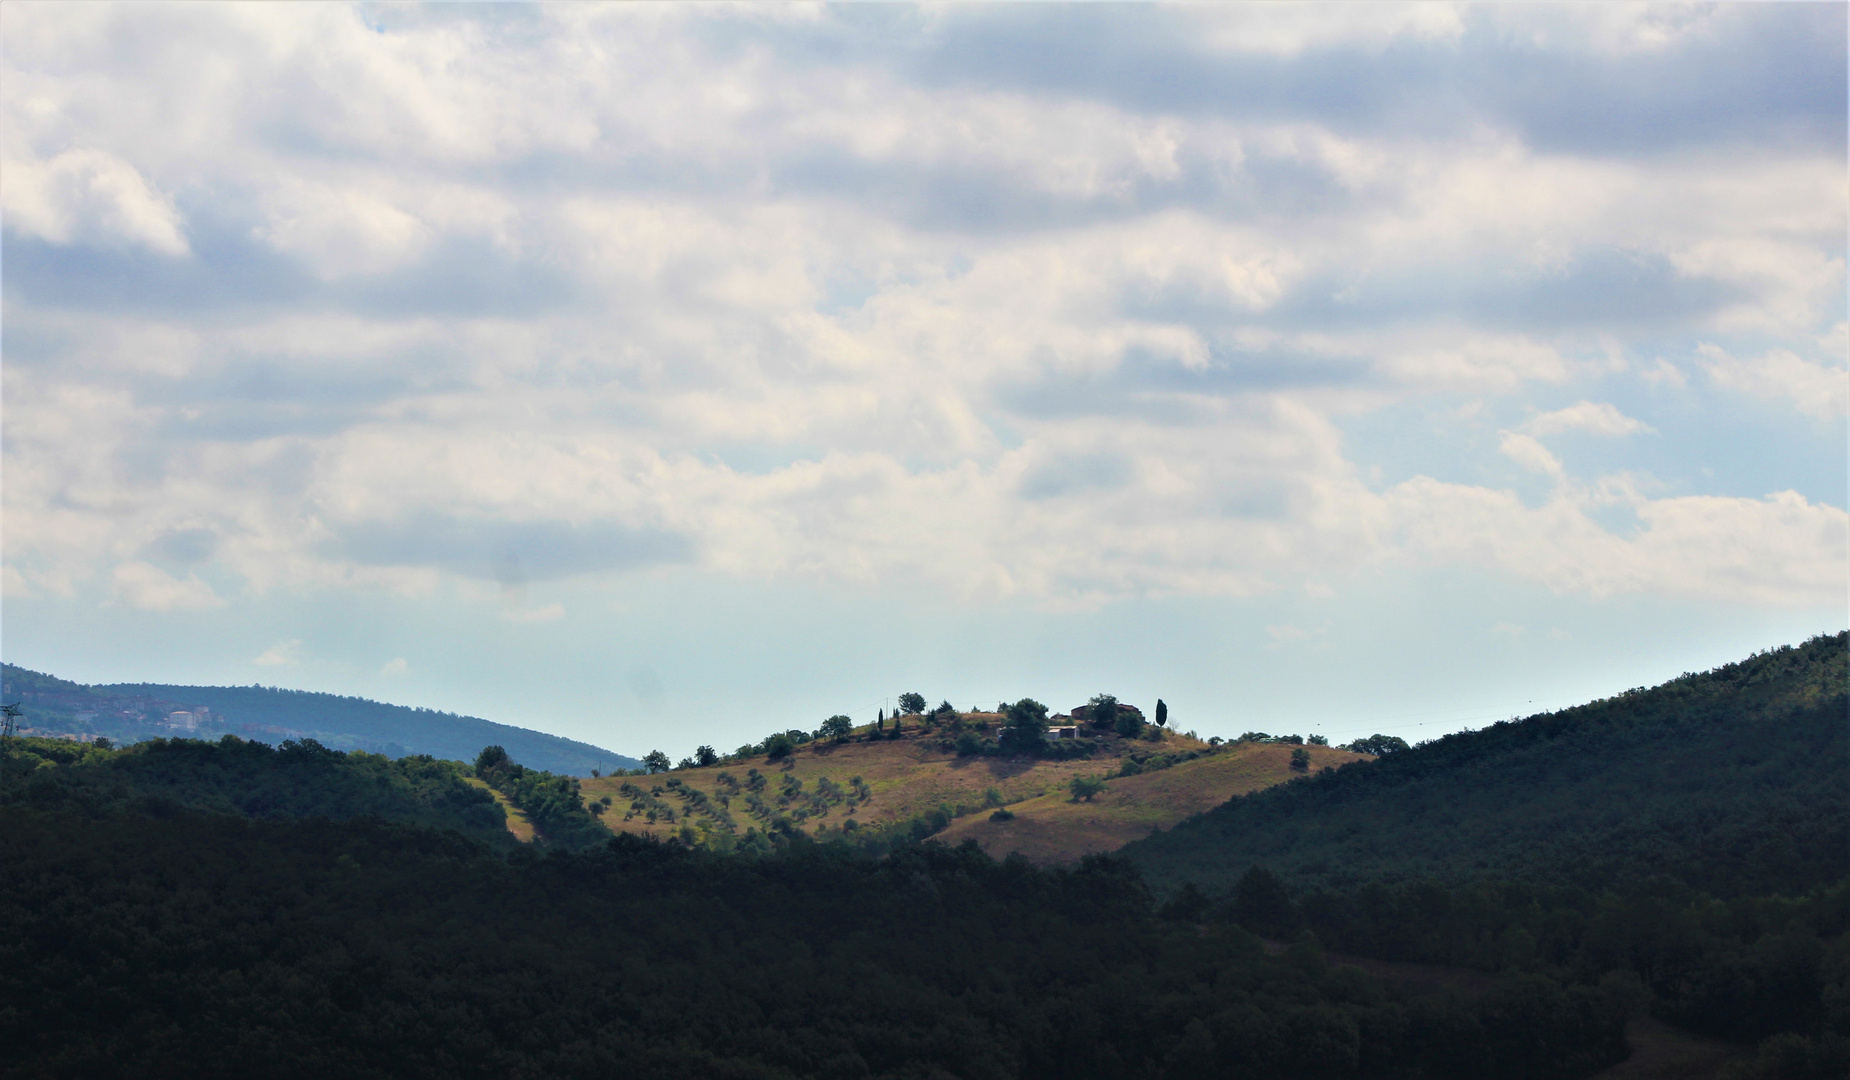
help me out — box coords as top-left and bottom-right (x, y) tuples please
(0, 663), (638, 775)
(1122, 632), (1848, 899)
(2, 811), (1635, 1080)
(1, 735), (515, 849)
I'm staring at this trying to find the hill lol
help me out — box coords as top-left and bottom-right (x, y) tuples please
(938, 741), (1365, 862)
(0, 735), (516, 849)
(0, 663), (638, 776)
(1119, 631), (1849, 899)
(582, 717), (1369, 861)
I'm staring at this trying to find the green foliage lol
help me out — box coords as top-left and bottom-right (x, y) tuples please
(1114, 709), (1145, 738)
(990, 808), (1015, 821)
(1084, 692), (1118, 727)
(0, 810), (1633, 1079)
(1343, 733), (1409, 755)
(695, 745), (719, 767)
(1228, 866), (1302, 938)
(1070, 774), (1108, 802)
(764, 733), (795, 760)
(1290, 747), (1311, 771)
(1155, 698), (1168, 727)
(999, 697), (1050, 754)
(897, 691), (926, 714)
(475, 747), (609, 851)
(1, 735), (510, 847)
(1126, 632), (1850, 899)
(641, 749), (670, 773)
(819, 715), (853, 741)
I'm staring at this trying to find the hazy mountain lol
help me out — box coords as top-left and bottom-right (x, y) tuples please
(1, 663), (639, 776)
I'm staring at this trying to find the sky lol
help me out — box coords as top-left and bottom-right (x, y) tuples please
(2, 2), (1845, 760)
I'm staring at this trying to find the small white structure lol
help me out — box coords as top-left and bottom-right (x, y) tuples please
(166, 711), (198, 733)
(1045, 726), (1078, 740)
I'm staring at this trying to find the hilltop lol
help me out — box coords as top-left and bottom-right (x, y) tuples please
(1, 663), (638, 776)
(1120, 631), (1849, 898)
(582, 710), (1370, 862)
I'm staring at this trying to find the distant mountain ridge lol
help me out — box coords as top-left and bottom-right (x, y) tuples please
(1, 663), (639, 776)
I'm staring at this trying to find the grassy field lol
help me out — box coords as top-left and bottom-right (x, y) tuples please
(939, 742), (1367, 863)
(578, 722), (1368, 862)
(463, 776), (537, 843)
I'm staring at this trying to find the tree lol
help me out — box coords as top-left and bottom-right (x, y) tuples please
(1229, 865), (1300, 936)
(475, 745), (511, 775)
(695, 745), (719, 767)
(1307, 734), (1328, 746)
(1000, 698), (1049, 754)
(1344, 734), (1410, 755)
(1155, 699), (1168, 727)
(764, 733), (795, 761)
(1290, 747), (1310, 771)
(1085, 693), (1119, 728)
(675, 757), (696, 770)
(876, 708), (885, 729)
(1070, 774), (1107, 801)
(819, 715), (853, 742)
(1114, 709), (1144, 739)
(897, 692), (926, 715)
(642, 750), (671, 774)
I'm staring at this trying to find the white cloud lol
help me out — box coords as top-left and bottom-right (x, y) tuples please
(1699, 344), (1849, 420)
(1, 148), (189, 255)
(503, 603), (565, 624)
(1184, 3), (1466, 56)
(1497, 432), (1566, 481)
(254, 639), (304, 667)
(1, 3), (1841, 621)
(253, 179), (430, 279)
(110, 561), (224, 611)
(379, 657), (409, 676)
(1389, 480), (1847, 607)
(1521, 401), (1655, 437)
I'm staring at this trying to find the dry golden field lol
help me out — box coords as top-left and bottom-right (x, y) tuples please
(938, 741), (1367, 863)
(576, 722), (1369, 862)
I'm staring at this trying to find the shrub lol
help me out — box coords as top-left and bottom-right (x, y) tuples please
(1290, 748), (1311, 771)
(1070, 775), (1108, 802)
(990, 808), (1015, 822)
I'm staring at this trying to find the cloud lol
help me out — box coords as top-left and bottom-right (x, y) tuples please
(503, 603), (564, 624)
(2, 149), (190, 256)
(1390, 480), (1847, 607)
(254, 639), (304, 667)
(1699, 344), (1849, 420)
(110, 561), (225, 611)
(1, 4), (1841, 618)
(1497, 432), (1566, 481)
(1520, 401), (1655, 437)
(379, 657), (408, 676)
